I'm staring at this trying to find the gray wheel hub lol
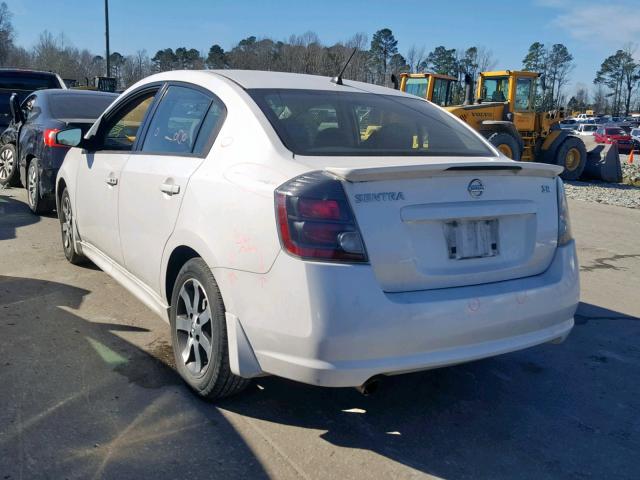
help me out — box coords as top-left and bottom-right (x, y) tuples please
(0, 147), (14, 181)
(61, 195), (73, 250)
(176, 278), (213, 377)
(28, 163), (38, 206)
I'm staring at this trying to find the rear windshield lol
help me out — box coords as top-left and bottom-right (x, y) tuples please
(605, 128), (624, 135)
(248, 89), (494, 157)
(0, 72), (60, 91)
(48, 94), (116, 119)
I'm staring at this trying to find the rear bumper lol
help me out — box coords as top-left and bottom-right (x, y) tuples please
(220, 242), (579, 388)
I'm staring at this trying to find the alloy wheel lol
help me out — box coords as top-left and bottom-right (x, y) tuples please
(61, 194), (73, 251)
(175, 278), (213, 377)
(0, 147), (14, 181)
(28, 164), (38, 207)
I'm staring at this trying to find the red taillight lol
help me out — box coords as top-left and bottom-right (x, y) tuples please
(43, 128), (64, 148)
(275, 172), (367, 263)
(298, 198), (342, 220)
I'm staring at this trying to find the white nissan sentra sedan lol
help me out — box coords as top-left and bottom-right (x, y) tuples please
(54, 70), (579, 399)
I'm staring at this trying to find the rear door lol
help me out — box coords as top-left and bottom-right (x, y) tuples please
(117, 84), (226, 293)
(75, 87), (160, 265)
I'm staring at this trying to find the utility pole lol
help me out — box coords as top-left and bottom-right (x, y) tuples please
(105, 0), (110, 77)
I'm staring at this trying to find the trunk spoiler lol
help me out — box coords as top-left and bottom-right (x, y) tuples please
(325, 161), (563, 182)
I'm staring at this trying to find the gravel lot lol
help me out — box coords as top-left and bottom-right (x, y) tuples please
(564, 153), (640, 209)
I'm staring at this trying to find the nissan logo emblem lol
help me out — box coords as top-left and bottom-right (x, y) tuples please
(467, 179), (484, 198)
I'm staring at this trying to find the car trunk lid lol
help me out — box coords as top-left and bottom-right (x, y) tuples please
(317, 157), (561, 292)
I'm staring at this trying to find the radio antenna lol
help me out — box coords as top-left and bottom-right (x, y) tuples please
(331, 48), (358, 86)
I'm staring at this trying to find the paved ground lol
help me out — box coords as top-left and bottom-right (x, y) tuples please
(1, 187), (639, 480)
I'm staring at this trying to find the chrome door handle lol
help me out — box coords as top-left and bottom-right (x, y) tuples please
(160, 183), (180, 195)
(106, 176), (118, 186)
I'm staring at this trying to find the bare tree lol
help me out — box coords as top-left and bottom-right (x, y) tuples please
(0, 1), (14, 65)
(406, 44), (425, 73)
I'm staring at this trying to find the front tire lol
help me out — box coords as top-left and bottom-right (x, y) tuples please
(59, 188), (86, 265)
(0, 144), (19, 187)
(27, 158), (55, 214)
(556, 137), (587, 181)
(170, 258), (250, 400)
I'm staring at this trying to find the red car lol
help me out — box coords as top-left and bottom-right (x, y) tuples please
(594, 126), (633, 152)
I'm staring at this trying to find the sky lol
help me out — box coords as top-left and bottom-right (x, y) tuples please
(7, 0), (640, 97)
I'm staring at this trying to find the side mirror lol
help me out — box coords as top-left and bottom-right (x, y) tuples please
(55, 128), (83, 147)
(9, 93), (23, 123)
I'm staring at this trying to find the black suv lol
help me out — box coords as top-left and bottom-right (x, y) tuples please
(0, 69), (66, 186)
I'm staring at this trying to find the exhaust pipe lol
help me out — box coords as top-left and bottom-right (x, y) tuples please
(463, 74), (473, 105)
(356, 376), (382, 396)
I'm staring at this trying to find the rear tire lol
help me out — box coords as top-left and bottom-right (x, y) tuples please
(487, 132), (521, 160)
(27, 158), (55, 214)
(555, 137), (587, 181)
(0, 144), (19, 187)
(170, 258), (250, 400)
(59, 188), (86, 265)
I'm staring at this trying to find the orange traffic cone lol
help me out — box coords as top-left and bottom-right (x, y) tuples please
(629, 148), (635, 165)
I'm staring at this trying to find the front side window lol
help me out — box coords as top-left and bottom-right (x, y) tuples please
(481, 76), (509, 103)
(404, 78), (428, 99)
(514, 78), (534, 111)
(21, 95), (38, 122)
(249, 89), (493, 157)
(142, 86), (213, 155)
(102, 92), (157, 151)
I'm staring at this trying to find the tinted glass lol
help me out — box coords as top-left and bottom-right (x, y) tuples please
(605, 128), (624, 135)
(0, 72), (60, 91)
(192, 97), (226, 155)
(404, 78), (428, 99)
(103, 92), (156, 151)
(49, 94), (116, 119)
(142, 86), (212, 154)
(431, 78), (450, 106)
(481, 77), (509, 102)
(249, 89), (493, 157)
(514, 78), (533, 111)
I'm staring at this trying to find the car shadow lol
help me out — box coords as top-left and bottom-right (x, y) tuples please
(219, 301), (640, 479)
(0, 188), (40, 240)
(0, 275), (270, 479)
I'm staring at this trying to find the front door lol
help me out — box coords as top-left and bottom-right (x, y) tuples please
(75, 89), (159, 265)
(118, 84), (226, 293)
(512, 76), (536, 132)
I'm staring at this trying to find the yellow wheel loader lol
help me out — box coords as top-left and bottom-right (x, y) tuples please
(399, 70), (587, 180)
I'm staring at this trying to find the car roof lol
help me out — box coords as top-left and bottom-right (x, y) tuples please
(206, 69), (406, 96)
(0, 68), (60, 76)
(36, 89), (118, 97)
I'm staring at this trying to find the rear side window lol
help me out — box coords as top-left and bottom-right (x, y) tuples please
(0, 72), (60, 91)
(249, 89), (493, 157)
(605, 128), (624, 135)
(141, 86), (214, 155)
(49, 94), (116, 119)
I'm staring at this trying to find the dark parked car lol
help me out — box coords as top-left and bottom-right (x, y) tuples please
(0, 89), (117, 213)
(0, 69), (66, 186)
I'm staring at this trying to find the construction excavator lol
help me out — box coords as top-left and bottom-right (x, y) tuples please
(398, 70), (588, 180)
